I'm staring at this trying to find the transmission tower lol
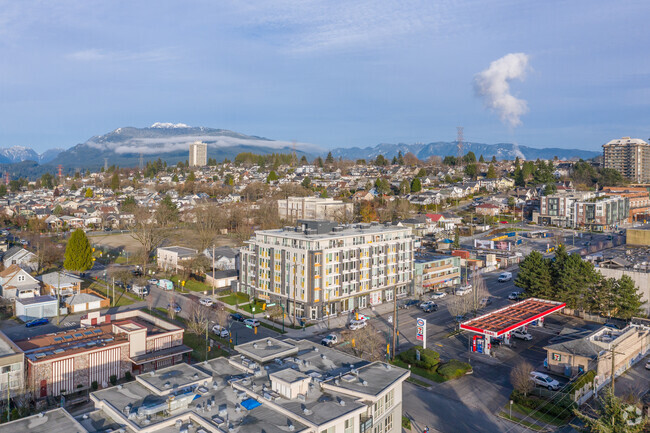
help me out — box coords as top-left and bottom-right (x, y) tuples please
(104, 158), (109, 172)
(456, 126), (464, 162)
(291, 140), (297, 166)
(57, 164), (63, 179)
(139, 152), (144, 170)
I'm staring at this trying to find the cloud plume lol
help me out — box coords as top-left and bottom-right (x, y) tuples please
(474, 53), (530, 128)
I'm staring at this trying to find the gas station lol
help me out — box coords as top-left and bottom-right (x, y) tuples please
(459, 298), (566, 356)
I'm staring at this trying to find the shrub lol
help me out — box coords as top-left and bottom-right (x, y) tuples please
(397, 346), (440, 370)
(437, 359), (471, 380)
(109, 375), (117, 386)
(402, 416), (411, 430)
(124, 371), (133, 381)
(91, 381), (99, 391)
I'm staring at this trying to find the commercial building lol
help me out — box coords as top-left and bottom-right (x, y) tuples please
(240, 220), (414, 321)
(86, 337), (409, 433)
(15, 310), (190, 398)
(544, 320), (650, 389)
(0, 330), (24, 398)
(278, 196), (354, 222)
(603, 137), (650, 183)
(539, 192), (629, 230)
(188, 141), (207, 167)
(413, 255), (461, 295)
(601, 186), (650, 222)
(538, 191), (594, 227)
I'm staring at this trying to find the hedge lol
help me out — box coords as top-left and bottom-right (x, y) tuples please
(397, 346), (440, 370)
(568, 370), (596, 394)
(437, 359), (472, 380)
(510, 390), (576, 419)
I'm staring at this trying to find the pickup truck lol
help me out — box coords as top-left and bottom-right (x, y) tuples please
(321, 334), (338, 347)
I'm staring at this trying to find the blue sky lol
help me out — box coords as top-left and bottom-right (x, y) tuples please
(1, 0), (649, 153)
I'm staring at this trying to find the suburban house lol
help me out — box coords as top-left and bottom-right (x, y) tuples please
(38, 271), (84, 296)
(475, 203), (500, 217)
(203, 246), (239, 271)
(2, 246), (39, 273)
(0, 264), (41, 300)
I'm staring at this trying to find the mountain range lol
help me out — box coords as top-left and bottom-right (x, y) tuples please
(0, 123), (600, 178)
(329, 142), (600, 161)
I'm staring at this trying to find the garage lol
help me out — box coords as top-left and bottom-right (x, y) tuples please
(15, 295), (59, 322)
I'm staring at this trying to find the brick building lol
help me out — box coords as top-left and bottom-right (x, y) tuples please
(16, 310), (190, 398)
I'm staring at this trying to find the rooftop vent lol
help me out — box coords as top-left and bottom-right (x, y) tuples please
(267, 339), (273, 346)
(361, 380), (368, 386)
(253, 343), (258, 349)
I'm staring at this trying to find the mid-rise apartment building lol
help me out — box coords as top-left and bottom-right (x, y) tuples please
(603, 137), (650, 183)
(601, 186), (650, 222)
(574, 196), (629, 231)
(278, 196), (354, 222)
(539, 192), (594, 227)
(414, 255), (461, 294)
(240, 220), (414, 320)
(188, 141), (207, 167)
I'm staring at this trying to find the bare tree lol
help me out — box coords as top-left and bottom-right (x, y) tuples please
(469, 274), (489, 316)
(510, 361), (534, 396)
(187, 302), (211, 335)
(343, 324), (387, 361)
(193, 204), (223, 251)
(130, 206), (166, 274)
(146, 292), (155, 313)
(447, 295), (472, 323)
(167, 292), (177, 320)
(215, 302), (230, 330)
(266, 305), (284, 325)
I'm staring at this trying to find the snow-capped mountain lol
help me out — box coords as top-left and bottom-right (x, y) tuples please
(0, 146), (64, 164)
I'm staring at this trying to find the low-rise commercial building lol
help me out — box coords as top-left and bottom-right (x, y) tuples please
(240, 220), (414, 321)
(413, 255), (461, 294)
(15, 310), (191, 398)
(544, 321), (650, 388)
(156, 246), (198, 271)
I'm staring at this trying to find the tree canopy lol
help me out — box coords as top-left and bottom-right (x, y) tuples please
(64, 229), (94, 272)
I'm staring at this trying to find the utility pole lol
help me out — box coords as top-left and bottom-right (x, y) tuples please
(391, 289), (397, 359)
(211, 244), (215, 297)
(56, 271), (61, 325)
(608, 344), (624, 394)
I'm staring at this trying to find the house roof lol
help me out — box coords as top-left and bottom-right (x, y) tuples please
(425, 213), (444, 222)
(0, 264), (38, 285)
(476, 203), (499, 209)
(38, 271), (84, 288)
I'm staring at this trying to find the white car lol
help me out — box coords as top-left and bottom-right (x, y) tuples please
(530, 371), (560, 390)
(645, 360), (650, 370)
(430, 291), (447, 299)
(512, 329), (533, 341)
(211, 324), (229, 338)
(148, 278), (158, 285)
(348, 319), (368, 331)
(244, 318), (260, 328)
(200, 298), (214, 307)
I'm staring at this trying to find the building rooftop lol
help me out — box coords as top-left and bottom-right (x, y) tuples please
(0, 330), (22, 358)
(136, 362), (212, 395)
(234, 338), (298, 364)
(15, 295), (57, 306)
(255, 220), (410, 241)
(158, 246), (198, 257)
(321, 361), (410, 397)
(39, 271), (84, 288)
(1, 408), (87, 433)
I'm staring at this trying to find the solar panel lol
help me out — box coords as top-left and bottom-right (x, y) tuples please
(83, 330), (93, 335)
(73, 333), (83, 338)
(93, 329), (102, 334)
(53, 337), (63, 342)
(63, 335), (73, 340)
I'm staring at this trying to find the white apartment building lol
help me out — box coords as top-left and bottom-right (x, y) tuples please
(278, 196), (354, 222)
(188, 141), (207, 167)
(240, 220), (414, 321)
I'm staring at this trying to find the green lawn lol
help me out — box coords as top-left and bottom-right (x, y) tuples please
(240, 300), (266, 314)
(406, 377), (431, 388)
(219, 292), (251, 306)
(392, 358), (446, 383)
(87, 282), (136, 307)
(183, 332), (229, 362)
(498, 412), (544, 431)
(169, 276), (213, 293)
(510, 402), (572, 426)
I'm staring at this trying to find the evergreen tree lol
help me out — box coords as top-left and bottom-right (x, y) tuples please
(267, 171), (279, 183)
(463, 151), (477, 163)
(374, 178), (391, 195)
(187, 171), (196, 182)
(479, 155), (485, 163)
(0, 184), (6, 196)
(453, 230), (460, 248)
(53, 204), (63, 215)
(64, 229), (94, 272)
(172, 174), (179, 182)
(374, 155), (388, 166)
(299, 155), (308, 165)
(491, 155), (497, 163)
(110, 172), (120, 191)
(612, 275), (643, 319)
(40, 173), (54, 189)
(486, 164), (497, 179)
(301, 177), (311, 189)
(325, 152), (334, 164)
(316, 157), (324, 168)
(574, 388), (646, 433)
(514, 251), (553, 298)
(514, 167), (526, 186)
(397, 151), (404, 165)
(85, 188), (94, 198)
(416, 168), (427, 178)
(398, 179), (411, 195)
(464, 163), (478, 179)
(391, 156), (398, 165)
(410, 178), (422, 193)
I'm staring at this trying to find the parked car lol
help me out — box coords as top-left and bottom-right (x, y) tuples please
(422, 302), (438, 313)
(455, 285), (472, 296)
(481, 297), (493, 306)
(490, 337), (503, 346)
(399, 299), (419, 309)
(508, 291), (522, 301)
(26, 318), (49, 327)
(348, 319), (368, 330)
(243, 318), (260, 328)
(148, 278), (158, 285)
(200, 298), (214, 307)
(132, 269), (143, 277)
(131, 285), (149, 296)
(230, 313), (245, 322)
(321, 334), (338, 347)
(430, 291), (447, 300)
(168, 303), (181, 313)
(530, 371), (560, 390)
(498, 272), (512, 282)
(645, 360), (650, 370)
(512, 329), (533, 341)
(454, 315), (466, 323)
(211, 324), (229, 338)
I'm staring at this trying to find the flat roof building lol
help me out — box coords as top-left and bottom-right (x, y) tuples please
(240, 220), (414, 321)
(189, 141), (207, 167)
(603, 137), (650, 183)
(278, 196), (354, 223)
(0, 329), (24, 398)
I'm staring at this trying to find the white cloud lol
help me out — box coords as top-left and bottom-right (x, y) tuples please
(66, 47), (175, 63)
(474, 53), (530, 128)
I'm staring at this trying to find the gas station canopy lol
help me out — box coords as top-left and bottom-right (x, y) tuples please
(460, 298), (566, 337)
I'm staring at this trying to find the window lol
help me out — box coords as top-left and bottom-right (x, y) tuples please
(384, 414), (393, 432)
(321, 427), (335, 433)
(17, 275), (25, 282)
(384, 390), (394, 409)
(374, 397), (384, 418)
(345, 417), (354, 433)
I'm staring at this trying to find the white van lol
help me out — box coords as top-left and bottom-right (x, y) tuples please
(455, 284), (472, 296)
(131, 285), (149, 296)
(498, 272), (512, 282)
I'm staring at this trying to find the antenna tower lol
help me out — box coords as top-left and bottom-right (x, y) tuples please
(139, 153), (144, 170)
(57, 164), (63, 178)
(104, 158), (108, 171)
(4, 172), (8, 186)
(291, 140), (297, 165)
(456, 126), (464, 162)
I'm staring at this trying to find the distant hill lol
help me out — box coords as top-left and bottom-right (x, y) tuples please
(329, 141), (600, 161)
(0, 146), (64, 164)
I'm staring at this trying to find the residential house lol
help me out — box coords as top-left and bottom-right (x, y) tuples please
(38, 271), (84, 296)
(0, 264), (41, 300)
(475, 203), (500, 217)
(156, 246), (198, 271)
(2, 246), (39, 272)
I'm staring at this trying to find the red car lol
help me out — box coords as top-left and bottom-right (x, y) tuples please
(500, 221), (508, 224)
